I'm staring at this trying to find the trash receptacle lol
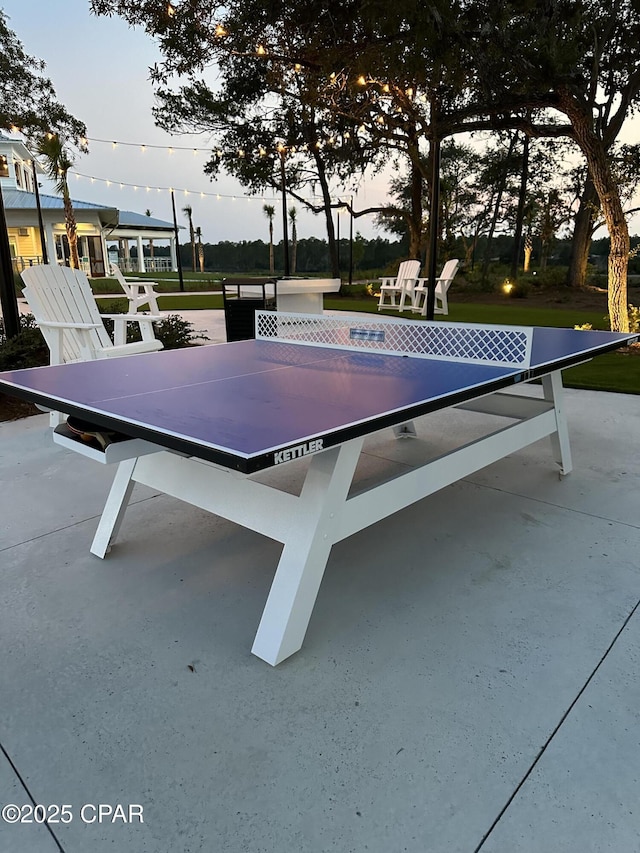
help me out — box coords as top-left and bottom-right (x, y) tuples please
(222, 278), (277, 341)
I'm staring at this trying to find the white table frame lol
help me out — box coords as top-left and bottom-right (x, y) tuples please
(55, 370), (571, 666)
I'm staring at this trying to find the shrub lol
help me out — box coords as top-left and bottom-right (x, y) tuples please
(500, 278), (531, 299)
(154, 314), (209, 349)
(97, 302), (208, 348)
(341, 282), (378, 298)
(0, 309), (208, 373)
(100, 313), (208, 349)
(0, 314), (48, 371)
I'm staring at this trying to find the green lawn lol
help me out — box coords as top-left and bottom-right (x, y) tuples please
(325, 296), (609, 329)
(157, 294), (223, 310)
(561, 352), (640, 394)
(93, 289), (639, 395)
(325, 297), (639, 393)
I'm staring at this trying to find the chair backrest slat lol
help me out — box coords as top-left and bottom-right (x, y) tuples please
(110, 263), (135, 299)
(438, 259), (460, 284)
(396, 259), (421, 283)
(21, 265), (113, 361)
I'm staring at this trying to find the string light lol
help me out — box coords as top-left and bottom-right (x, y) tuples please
(69, 169), (324, 204)
(82, 132), (367, 158)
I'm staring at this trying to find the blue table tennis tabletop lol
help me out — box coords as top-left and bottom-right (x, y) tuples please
(0, 325), (635, 473)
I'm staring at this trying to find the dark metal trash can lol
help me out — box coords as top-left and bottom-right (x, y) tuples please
(222, 278), (277, 342)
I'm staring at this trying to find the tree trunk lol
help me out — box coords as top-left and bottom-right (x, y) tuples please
(268, 222), (274, 274)
(481, 133), (518, 283)
(559, 89), (629, 331)
(312, 148), (339, 278)
(62, 184), (80, 270)
(566, 178), (598, 288)
(291, 222), (297, 274)
(523, 233), (533, 272)
(408, 159), (423, 260)
(510, 133), (529, 280)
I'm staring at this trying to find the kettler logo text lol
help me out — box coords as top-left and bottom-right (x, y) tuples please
(274, 439), (324, 464)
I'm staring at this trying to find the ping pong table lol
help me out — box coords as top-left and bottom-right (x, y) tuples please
(0, 312), (636, 665)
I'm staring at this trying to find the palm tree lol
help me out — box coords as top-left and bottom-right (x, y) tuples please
(145, 209), (155, 265)
(182, 204), (196, 271)
(288, 206), (298, 274)
(195, 226), (205, 273)
(37, 134), (79, 269)
(263, 204), (275, 273)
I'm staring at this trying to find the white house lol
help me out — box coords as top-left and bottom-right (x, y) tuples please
(0, 133), (179, 277)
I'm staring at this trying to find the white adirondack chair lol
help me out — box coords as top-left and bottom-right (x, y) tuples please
(110, 263), (161, 314)
(412, 259), (460, 316)
(377, 259), (422, 311)
(22, 265), (164, 362)
(21, 265), (164, 424)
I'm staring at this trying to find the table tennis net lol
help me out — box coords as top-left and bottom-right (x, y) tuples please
(255, 312), (533, 368)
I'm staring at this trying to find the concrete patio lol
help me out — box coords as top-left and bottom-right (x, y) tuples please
(1, 318), (640, 852)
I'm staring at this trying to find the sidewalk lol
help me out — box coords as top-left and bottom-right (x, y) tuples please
(1, 379), (639, 852)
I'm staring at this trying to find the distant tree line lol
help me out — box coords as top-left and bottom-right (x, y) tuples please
(137, 232), (640, 277)
(147, 234), (409, 275)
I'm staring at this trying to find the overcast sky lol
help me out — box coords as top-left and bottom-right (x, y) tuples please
(4, 0), (392, 244)
(4, 1), (640, 245)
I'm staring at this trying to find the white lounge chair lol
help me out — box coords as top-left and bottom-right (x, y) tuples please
(22, 265), (164, 362)
(110, 262), (161, 314)
(377, 259), (422, 311)
(21, 265), (164, 424)
(412, 259), (460, 316)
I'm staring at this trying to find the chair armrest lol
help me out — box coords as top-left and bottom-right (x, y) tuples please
(38, 320), (102, 330)
(101, 313), (163, 323)
(104, 313), (162, 346)
(125, 277), (160, 287)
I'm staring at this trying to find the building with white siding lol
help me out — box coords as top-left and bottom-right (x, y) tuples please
(0, 133), (179, 277)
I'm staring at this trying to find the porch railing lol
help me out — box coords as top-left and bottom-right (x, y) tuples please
(113, 257), (173, 273)
(11, 256), (44, 273)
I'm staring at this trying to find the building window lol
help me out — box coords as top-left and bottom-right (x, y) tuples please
(0, 155), (8, 178)
(14, 162), (23, 188)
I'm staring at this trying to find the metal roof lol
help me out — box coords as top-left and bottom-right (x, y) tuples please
(2, 188), (116, 213)
(115, 209), (177, 230)
(1, 189), (175, 230)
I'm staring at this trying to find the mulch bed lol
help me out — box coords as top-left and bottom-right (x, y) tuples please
(0, 393), (41, 422)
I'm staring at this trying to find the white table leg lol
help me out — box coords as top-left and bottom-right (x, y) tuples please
(251, 438), (363, 666)
(542, 370), (573, 475)
(90, 458), (137, 557)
